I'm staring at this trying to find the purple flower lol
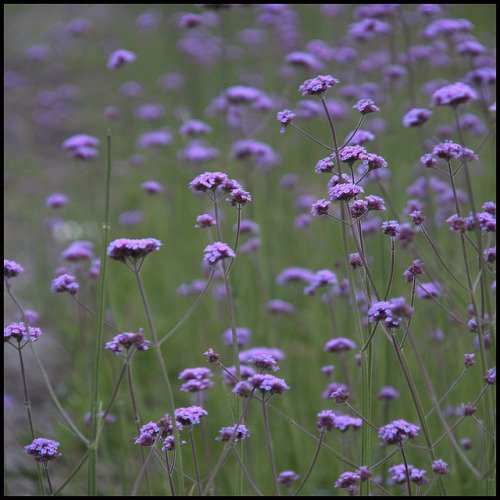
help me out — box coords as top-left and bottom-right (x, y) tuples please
(334, 471), (360, 488)
(50, 273), (79, 295)
(175, 406), (208, 427)
(107, 238), (162, 264)
(204, 348), (219, 363)
(226, 188), (251, 207)
(239, 347), (285, 364)
(298, 75), (339, 96)
(105, 330), (150, 355)
(381, 220), (400, 236)
(334, 415), (362, 432)
(24, 438), (61, 462)
(203, 242), (235, 265)
(464, 353), (476, 368)
(432, 459), (449, 475)
(275, 267), (313, 286)
(179, 119), (212, 137)
(431, 82), (477, 107)
(304, 269), (338, 295)
(403, 259), (424, 282)
(135, 421), (161, 446)
(61, 241), (94, 261)
(195, 214), (216, 229)
(329, 183), (364, 201)
(420, 153), (437, 168)
(350, 200), (368, 218)
(416, 282), (442, 299)
(61, 134), (99, 159)
(107, 49), (136, 70)
(221, 327), (252, 347)
(314, 156), (335, 174)
(402, 108), (432, 127)
(141, 181), (164, 194)
(248, 354), (280, 372)
(339, 145), (367, 164)
(277, 109), (296, 133)
(136, 129), (173, 148)
(177, 140), (218, 163)
(349, 253), (363, 268)
(189, 171), (229, 192)
(365, 195), (386, 211)
(285, 51), (324, 71)
(133, 103), (165, 121)
(476, 211), (496, 232)
(411, 210), (426, 225)
(461, 402), (476, 416)
(378, 419), (420, 445)
(248, 373), (290, 395)
(362, 153), (387, 170)
(46, 193), (69, 208)
(348, 129), (375, 145)
(367, 301), (392, 322)
(484, 367), (496, 385)
(353, 98), (380, 114)
(330, 388), (349, 403)
(266, 299), (295, 315)
(216, 424), (250, 442)
(432, 140), (478, 161)
(231, 139), (280, 170)
(277, 470), (299, 488)
(4, 322), (43, 343)
(378, 386), (400, 401)
(323, 337), (357, 353)
(317, 409), (337, 431)
(4, 259), (24, 279)
(84, 411), (116, 426)
(389, 464), (428, 485)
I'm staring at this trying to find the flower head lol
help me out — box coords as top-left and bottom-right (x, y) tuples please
(403, 108), (432, 127)
(135, 421), (161, 446)
(24, 438), (61, 462)
(353, 98), (379, 114)
(105, 330), (150, 355)
(378, 419), (420, 445)
(4, 259), (24, 279)
(381, 220), (400, 236)
(226, 188), (251, 207)
(107, 49), (136, 70)
(248, 354), (280, 372)
(277, 109), (296, 133)
(195, 214), (216, 229)
(216, 424), (250, 442)
(277, 470), (299, 488)
(432, 459), (449, 475)
(50, 273), (79, 295)
(299, 75), (339, 96)
(203, 242), (235, 265)
(248, 373), (290, 395)
(175, 406), (208, 427)
(4, 322), (43, 343)
(431, 82), (477, 107)
(484, 367), (496, 385)
(329, 183), (364, 201)
(204, 348), (219, 363)
(323, 337), (357, 352)
(107, 238), (162, 264)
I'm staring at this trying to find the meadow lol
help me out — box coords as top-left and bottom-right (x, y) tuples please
(4, 4), (496, 496)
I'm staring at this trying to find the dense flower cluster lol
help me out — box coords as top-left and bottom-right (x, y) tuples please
(105, 330), (150, 355)
(107, 238), (162, 263)
(174, 406), (208, 426)
(50, 273), (79, 294)
(299, 74), (339, 96)
(4, 322), (43, 343)
(216, 424), (250, 442)
(24, 438), (61, 462)
(203, 241), (235, 265)
(4, 259), (24, 278)
(378, 419), (420, 445)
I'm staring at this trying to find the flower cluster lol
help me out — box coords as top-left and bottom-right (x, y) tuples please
(215, 424), (250, 442)
(4, 322), (43, 343)
(247, 373), (290, 395)
(174, 406), (208, 426)
(203, 241), (235, 265)
(105, 330), (150, 355)
(4, 259), (24, 279)
(388, 464), (429, 485)
(24, 438), (61, 462)
(178, 367), (214, 392)
(298, 74), (339, 96)
(50, 273), (79, 294)
(107, 238), (162, 263)
(378, 419), (420, 445)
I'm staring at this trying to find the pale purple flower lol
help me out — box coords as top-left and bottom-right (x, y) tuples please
(203, 242), (235, 265)
(216, 424), (250, 442)
(339, 145), (367, 164)
(285, 51), (324, 71)
(136, 129), (173, 148)
(226, 188), (251, 207)
(402, 108), (432, 127)
(248, 354), (279, 372)
(46, 193), (69, 208)
(484, 367), (496, 384)
(62, 134), (99, 151)
(330, 388), (349, 403)
(105, 330), (150, 355)
(266, 299), (295, 315)
(141, 180), (164, 194)
(4, 322), (43, 343)
(416, 282), (442, 299)
(353, 98), (379, 114)
(317, 409), (337, 431)
(133, 103), (165, 121)
(83, 410), (116, 426)
(247, 373), (290, 395)
(464, 353), (476, 368)
(204, 348), (219, 363)
(189, 171), (228, 192)
(61, 241), (94, 261)
(50, 273), (79, 295)
(195, 214), (216, 229)
(277, 109), (296, 133)
(275, 267), (313, 286)
(277, 470), (299, 488)
(334, 471), (360, 488)
(432, 459), (449, 475)
(107, 238), (161, 263)
(323, 337), (357, 353)
(175, 406), (207, 426)
(378, 419), (420, 445)
(135, 421), (160, 446)
(24, 438), (61, 462)
(221, 327), (252, 347)
(378, 386), (400, 400)
(298, 75), (339, 96)
(179, 119), (212, 136)
(329, 183), (364, 201)
(239, 347), (285, 364)
(431, 82), (477, 107)
(4, 259), (24, 278)
(107, 49), (136, 70)
(334, 415), (362, 432)
(362, 153), (387, 170)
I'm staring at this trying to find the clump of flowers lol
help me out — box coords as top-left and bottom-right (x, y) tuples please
(299, 74), (339, 96)
(215, 424), (250, 442)
(203, 241), (235, 265)
(107, 238), (162, 269)
(4, 322), (43, 344)
(178, 367), (214, 392)
(174, 406), (208, 427)
(24, 438), (61, 462)
(4, 259), (24, 279)
(105, 329), (150, 355)
(378, 419), (420, 445)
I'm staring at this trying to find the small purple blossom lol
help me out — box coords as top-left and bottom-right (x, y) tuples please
(61, 241), (94, 261)
(367, 301), (392, 322)
(334, 415), (362, 432)
(226, 188), (251, 207)
(416, 282), (442, 299)
(334, 471), (360, 488)
(105, 330), (150, 355)
(276, 109), (296, 133)
(136, 129), (173, 148)
(365, 195), (386, 211)
(46, 193), (69, 208)
(24, 438), (61, 462)
(339, 145), (367, 164)
(314, 156), (335, 174)
(464, 353), (476, 368)
(216, 424), (250, 442)
(135, 421), (161, 446)
(277, 470), (299, 488)
(323, 337), (357, 352)
(107, 238), (161, 264)
(411, 210), (425, 225)
(189, 171), (228, 192)
(484, 367), (496, 385)
(420, 153), (437, 168)
(317, 409), (337, 431)
(204, 348), (219, 363)
(461, 403), (476, 416)
(402, 108), (432, 127)
(221, 327), (252, 347)
(299, 75), (339, 96)
(330, 388), (349, 403)
(432, 459), (449, 475)
(203, 242), (235, 265)
(4, 259), (24, 279)
(329, 183), (364, 201)
(431, 82), (477, 107)
(195, 214), (216, 229)
(403, 259), (424, 282)
(107, 49), (136, 70)
(378, 386), (400, 401)
(141, 181), (164, 194)
(362, 153), (387, 170)
(350, 253), (363, 268)
(4, 322), (43, 343)
(353, 98), (379, 114)
(247, 373), (290, 395)
(179, 119), (212, 137)
(175, 406), (208, 427)
(381, 220), (400, 236)
(50, 273), (79, 295)
(378, 419), (420, 445)
(248, 354), (279, 372)
(266, 299), (295, 315)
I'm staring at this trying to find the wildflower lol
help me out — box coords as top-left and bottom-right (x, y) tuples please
(62, 134), (99, 151)
(248, 354), (279, 372)
(275, 267), (313, 286)
(403, 259), (424, 282)
(476, 211), (496, 232)
(353, 98), (379, 114)
(231, 139), (281, 170)
(298, 74), (339, 96)
(367, 301), (392, 322)
(447, 214), (467, 231)
(410, 210), (425, 225)
(179, 119), (212, 137)
(189, 171), (228, 192)
(221, 327), (252, 347)
(378, 419), (420, 445)
(356, 466), (373, 482)
(334, 471), (360, 488)
(248, 373), (290, 395)
(107, 49), (136, 69)
(107, 238), (161, 264)
(402, 108), (432, 127)
(175, 406), (208, 427)
(239, 347), (285, 364)
(468, 318), (478, 332)
(277, 470), (299, 488)
(334, 415), (362, 432)
(363, 153), (387, 171)
(416, 282), (442, 299)
(161, 435), (187, 451)
(178, 367), (213, 381)
(216, 424), (250, 442)
(365, 194), (386, 211)
(136, 129), (173, 148)
(276, 109), (296, 133)
(410, 468), (429, 485)
(461, 403), (476, 416)
(4, 259), (24, 279)
(432, 140), (478, 161)
(381, 220), (400, 236)
(317, 409), (337, 431)
(350, 253), (363, 268)
(141, 181), (164, 194)
(204, 348), (219, 363)
(266, 299), (295, 315)
(460, 438), (472, 450)
(484, 367), (496, 384)
(226, 188), (251, 207)
(324, 337), (357, 353)
(16, 309), (39, 326)
(61, 241), (94, 261)
(432, 459), (449, 475)
(330, 388), (349, 403)
(464, 353), (476, 368)
(50, 273), (79, 294)
(329, 183), (364, 201)
(482, 201), (496, 215)
(348, 129), (375, 145)
(135, 421), (161, 446)
(311, 199), (331, 216)
(420, 153), (437, 168)
(195, 214), (216, 229)
(46, 193), (68, 208)
(431, 82), (477, 107)
(4, 322), (43, 343)
(314, 156), (335, 174)
(232, 381), (254, 397)
(24, 438), (61, 462)
(105, 330), (150, 355)
(350, 200), (368, 218)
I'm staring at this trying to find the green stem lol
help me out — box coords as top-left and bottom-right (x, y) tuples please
(293, 430), (325, 496)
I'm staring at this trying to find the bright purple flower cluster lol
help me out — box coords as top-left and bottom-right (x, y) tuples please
(329, 183), (364, 201)
(221, 327), (252, 347)
(179, 119), (212, 137)
(215, 424), (250, 442)
(350, 199), (368, 218)
(266, 299), (295, 315)
(317, 409), (337, 431)
(141, 180), (164, 194)
(276, 109), (296, 133)
(136, 129), (173, 148)
(378, 419), (420, 445)
(107, 238), (162, 263)
(388, 464), (428, 485)
(204, 348), (219, 363)
(61, 134), (99, 159)
(402, 108), (432, 127)
(24, 438), (61, 462)
(247, 373), (290, 395)
(239, 347), (285, 364)
(298, 74), (339, 96)
(105, 330), (150, 355)
(275, 266), (313, 286)
(226, 188), (251, 207)
(339, 145), (367, 164)
(248, 354), (280, 372)
(4, 259), (24, 278)
(4, 322), (43, 343)
(314, 156), (336, 174)
(431, 82), (477, 107)
(311, 198), (331, 216)
(178, 367), (214, 393)
(378, 386), (400, 401)
(50, 273), (79, 295)
(61, 241), (94, 261)
(203, 241), (235, 265)
(304, 269), (337, 295)
(432, 459), (449, 475)
(334, 415), (362, 432)
(175, 406), (208, 426)
(334, 471), (360, 488)
(353, 98), (379, 114)
(432, 140), (478, 161)
(330, 388), (349, 403)
(46, 193), (69, 208)
(381, 220), (400, 236)
(323, 337), (357, 352)
(362, 153), (387, 170)
(189, 171), (232, 192)
(135, 421), (161, 446)
(195, 214), (216, 229)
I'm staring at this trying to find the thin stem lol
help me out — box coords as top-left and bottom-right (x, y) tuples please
(288, 123), (334, 151)
(383, 236), (396, 300)
(231, 448), (264, 496)
(293, 430), (325, 496)
(188, 427), (202, 495)
(399, 443), (412, 497)
(262, 398), (280, 496)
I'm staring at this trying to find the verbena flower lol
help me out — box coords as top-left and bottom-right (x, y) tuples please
(4, 259), (24, 279)
(416, 282), (442, 299)
(298, 75), (339, 96)
(334, 415), (362, 432)
(403, 259), (424, 282)
(107, 49), (136, 70)
(330, 388), (349, 403)
(195, 214), (216, 229)
(432, 459), (449, 475)
(484, 367), (496, 385)
(311, 199), (331, 216)
(135, 421), (161, 446)
(4, 322), (43, 343)
(226, 188), (251, 207)
(204, 348), (219, 363)
(248, 354), (279, 372)
(46, 193), (68, 208)
(304, 269), (337, 296)
(402, 108), (432, 127)
(179, 119), (212, 137)
(381, 220), (400, 236)
(388, 464), (428, 485)
(275, 267), (313, 286)
(378, 386), (400, 400)
(378, 419), (420, 445)
(461, 403), (476, 416)
(50, 273), (79, 295)
(314, 156), (335, 174)
(277, 470), (299, 487)
(175, 406), (208, 426)
(24, 438), (61, 462)
(247, 373), (290, 394)
(189, 171), (228, 192)
(239, 347), (285, 364)
(203, 242), (235, 265)
(216, 424), (250, 442)
(334, 471), (360, 488)
(105, 330), (150, 355)
(141, 180), (164, 194)
(221, 327), (252, 347)
(266, 299), (295, 315)
(464, 353), (476, 367)
(107, 238), (162, 264)
(329, 183), (364, 201)
(362, 153), (387, 170)
(61, 241), (94, 261)
(339, 145), (367, 164)
(353, 98), (379, 114)
(276, 109), (296, 133)
(136, 129), (173, 148)
(317, 409), (337, 431)
(431, 82), (477, 107)
(323, 337), (357, 352)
